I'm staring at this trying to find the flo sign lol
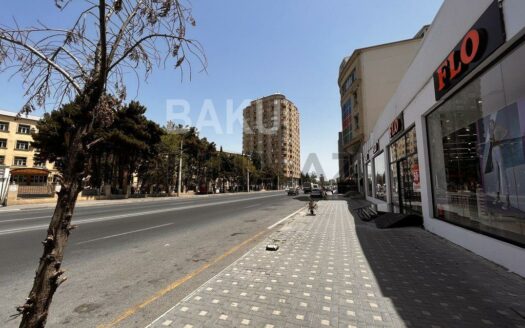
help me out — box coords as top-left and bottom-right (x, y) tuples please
(433, 1), (505, 101)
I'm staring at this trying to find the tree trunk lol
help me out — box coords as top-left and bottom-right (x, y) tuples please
(18, 180), (81, 328)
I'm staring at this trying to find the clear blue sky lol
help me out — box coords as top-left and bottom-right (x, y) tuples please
(0, 0), (443, 179)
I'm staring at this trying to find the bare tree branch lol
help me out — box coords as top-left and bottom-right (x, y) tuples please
(0, 33), (82, 93)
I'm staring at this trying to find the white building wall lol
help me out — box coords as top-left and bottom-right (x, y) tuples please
(360, 40), (422, 139)
(364, 0), (525, 277)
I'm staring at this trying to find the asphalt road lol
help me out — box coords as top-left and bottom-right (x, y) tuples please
(0, 191), (307, 328)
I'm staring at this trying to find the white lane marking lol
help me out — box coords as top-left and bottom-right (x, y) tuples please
(267, 207), (304, 230)
(0, 216), (50, 224)
(0, 200), (201, 224)
(0, 193), (284, 236)
(76, 223), (174, 245)
(0, 209), (21, 213)
(243, 204), (259, 209)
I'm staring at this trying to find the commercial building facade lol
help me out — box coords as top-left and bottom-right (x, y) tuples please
(338, 31), (426, 188)
(362, 0), (525, 276)
(242, 94), (301, 182)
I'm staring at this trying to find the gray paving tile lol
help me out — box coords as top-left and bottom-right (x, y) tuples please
(149, 200), (525, 328)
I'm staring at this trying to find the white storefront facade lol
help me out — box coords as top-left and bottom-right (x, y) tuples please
(362, 0), (525, 277)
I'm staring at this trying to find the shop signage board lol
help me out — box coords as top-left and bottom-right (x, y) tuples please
(433, 0), (505, 101)
(389, 114), (404, 139)
(372, 142), (380, 154)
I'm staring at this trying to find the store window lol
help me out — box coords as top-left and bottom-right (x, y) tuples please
(374, 152), (386, 201)
(366, 161), (373, 196)
(427, 43), (525, 246)
(31, 175), (47, 184)
(389, 126), (421, 214)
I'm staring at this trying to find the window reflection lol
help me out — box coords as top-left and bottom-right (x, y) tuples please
(366, 162), (373, 196)
(374, 153), (386, 201)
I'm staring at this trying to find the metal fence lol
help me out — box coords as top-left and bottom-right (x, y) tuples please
(17, 184), (54, 198)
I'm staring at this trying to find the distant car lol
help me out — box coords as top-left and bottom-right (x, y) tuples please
(303, 182), (312, 193)
(310, 188), (323, 198)
(287, 187), (299, 196)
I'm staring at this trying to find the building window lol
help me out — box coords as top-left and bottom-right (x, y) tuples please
(374, 152), (386, 201)
(354, 115), (359, 130)
(0, 156), (4, 165)
(427, 43), (525, 246)
(18, 124), (31, 134)
(0, 121), (8, 131)
(14, 157), (27, 166)
(343, 69), (357, 93)
(16, 141), (30, 150)
(0, 139), (6, 148)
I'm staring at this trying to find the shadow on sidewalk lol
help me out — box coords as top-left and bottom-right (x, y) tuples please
(346, 199), (525, 328)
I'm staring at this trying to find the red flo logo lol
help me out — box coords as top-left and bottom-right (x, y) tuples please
(433, 1), (505, 101)
(435, 29), (482, 93)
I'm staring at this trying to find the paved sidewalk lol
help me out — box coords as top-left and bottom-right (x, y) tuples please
(147, 200), (525, 328)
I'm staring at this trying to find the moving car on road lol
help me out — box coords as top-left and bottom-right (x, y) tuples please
(310, 188), (323, 198)
(303, 182), (312, 193)
(287, 187), (299, 196)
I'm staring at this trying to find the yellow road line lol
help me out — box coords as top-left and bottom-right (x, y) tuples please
(98, 229), (268, 328)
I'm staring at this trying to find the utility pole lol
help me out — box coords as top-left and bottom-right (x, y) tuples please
(247, 170), (250, 192)
(177, 139), (183, 197)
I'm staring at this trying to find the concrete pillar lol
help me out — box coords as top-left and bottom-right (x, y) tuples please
(7, 184), (18, 205)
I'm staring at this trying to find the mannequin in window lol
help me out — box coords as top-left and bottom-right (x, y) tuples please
(485, 117), (510, 210)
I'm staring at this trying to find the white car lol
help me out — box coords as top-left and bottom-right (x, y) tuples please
(310, 188), (323, 198)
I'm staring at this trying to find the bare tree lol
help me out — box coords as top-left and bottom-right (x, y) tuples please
(0, 1), (205, 327)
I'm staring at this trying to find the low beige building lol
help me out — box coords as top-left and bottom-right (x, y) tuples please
(0, 109), (57, 187)
(338, 26), (428, 186)
(242, 94), (300, 182)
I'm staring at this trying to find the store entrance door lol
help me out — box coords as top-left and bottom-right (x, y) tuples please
(389, 127), (422, 215)
(391, 159), (413, 214)
(390, 162), (401, 212)
(399, 158), (412, 213)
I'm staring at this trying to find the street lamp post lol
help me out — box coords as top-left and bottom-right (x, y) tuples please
(169, 125), (189, 197)
(247, 170), (250, 192)
(177, 138), (183, 197)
